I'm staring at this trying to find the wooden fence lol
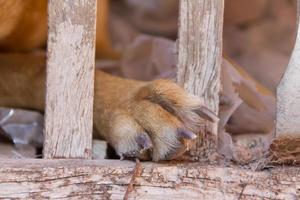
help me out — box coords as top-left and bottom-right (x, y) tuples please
(0, 0), (299, 199)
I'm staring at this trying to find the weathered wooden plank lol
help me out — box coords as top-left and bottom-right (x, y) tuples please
(0, 159), (298, 199)
(274, 0), (300, 164)
(177, 0), (224, 161)
(44, 0), (97, 158)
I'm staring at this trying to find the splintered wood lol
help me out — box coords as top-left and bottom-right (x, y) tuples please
(44, 0), (97, 159)
(0, 159), (299, 199)
(177, 0), (224, 161)
(274, 0), (300, 164)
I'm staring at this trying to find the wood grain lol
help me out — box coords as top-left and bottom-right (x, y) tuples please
(276, 0), (300, 137)
(44, 0), (97, 159)
(0, 159), (298, 199)
(177, 0), (224, 161)
(274, 0), (300, 164)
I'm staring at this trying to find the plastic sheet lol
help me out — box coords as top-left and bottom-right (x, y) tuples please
(0, 108), (44, 158)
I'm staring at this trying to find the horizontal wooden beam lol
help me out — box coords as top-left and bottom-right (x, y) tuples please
(0, 159), (299, 199)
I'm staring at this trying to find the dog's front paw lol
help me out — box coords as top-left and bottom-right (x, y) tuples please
(96, 78), (218, 161)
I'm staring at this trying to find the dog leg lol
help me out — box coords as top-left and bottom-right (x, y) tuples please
(0, 53), (215, 161)
(0, 54), (46, 110)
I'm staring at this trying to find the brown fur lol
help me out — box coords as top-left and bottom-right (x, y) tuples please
(0, 0), (272, 161)
(0, 0), (117, 58)
(0, 53), (213, 161)
(0, 0), (47, 51)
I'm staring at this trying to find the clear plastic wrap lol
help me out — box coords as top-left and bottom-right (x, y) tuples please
(0, 108), (44, 158)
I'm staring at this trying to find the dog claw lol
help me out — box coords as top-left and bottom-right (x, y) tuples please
(136, 133), (153, 150)
(177, 128), (197, 140)
(122, 150), (140, 159)
(195, 106), (219, 123)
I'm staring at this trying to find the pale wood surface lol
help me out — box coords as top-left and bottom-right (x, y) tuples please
(276, 0), (300, 137)
(44, 0), (96, 159)
(177, 0), (224, 161)
(0, 159), (298, 199)
(273, 0), (300, 164)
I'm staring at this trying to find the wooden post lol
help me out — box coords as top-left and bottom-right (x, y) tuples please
(273, 0), (300, 164)
(177, 0), (224, 161)
(44, 0), (97, 159)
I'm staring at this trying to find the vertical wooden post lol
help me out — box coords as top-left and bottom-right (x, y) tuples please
(44, 0), (97, 159)
(272, 0), (300, 164)
(177, 0), (224, 161)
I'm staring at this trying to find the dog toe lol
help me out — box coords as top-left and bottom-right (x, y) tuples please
(131, 100), (197, 161)
(102, 79), (216, 161)
(107, 111), (152, 160)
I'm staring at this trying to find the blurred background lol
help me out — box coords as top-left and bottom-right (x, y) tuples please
(107, 0), (296, 93)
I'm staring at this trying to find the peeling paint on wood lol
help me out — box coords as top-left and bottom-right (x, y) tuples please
(0, 159), (299, 199)
(177, 0), (224, 161)
(44, 0), (97, 158)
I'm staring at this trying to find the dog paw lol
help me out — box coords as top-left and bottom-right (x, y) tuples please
(96, 79), (218, 161)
